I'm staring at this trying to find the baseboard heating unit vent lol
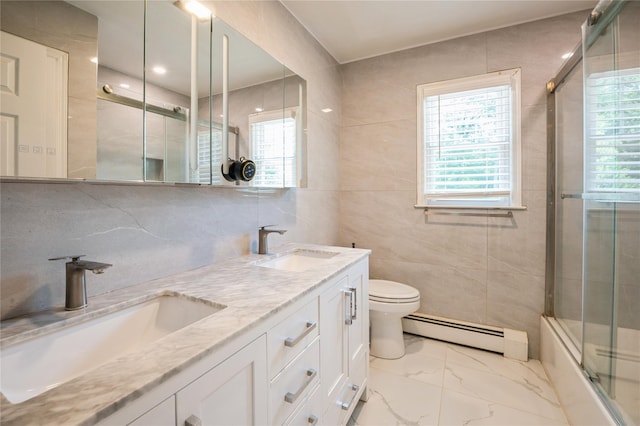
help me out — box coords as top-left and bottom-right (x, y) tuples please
(402, 313), (528, 361)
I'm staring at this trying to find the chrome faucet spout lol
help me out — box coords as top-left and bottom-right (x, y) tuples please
(258, 225), (287, 255)
(49, 255), (112, 310)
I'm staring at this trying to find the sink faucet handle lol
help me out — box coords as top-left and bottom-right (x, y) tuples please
(259, 225), (277, 230)
(49, 255), (86, 263)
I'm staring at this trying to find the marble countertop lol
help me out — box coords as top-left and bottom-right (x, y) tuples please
(0, 243), (370, 425)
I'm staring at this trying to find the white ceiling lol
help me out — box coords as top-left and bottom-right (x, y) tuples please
(280, 0), (597, 64)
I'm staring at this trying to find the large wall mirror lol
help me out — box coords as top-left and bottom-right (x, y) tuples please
(0, 0), (307, 188)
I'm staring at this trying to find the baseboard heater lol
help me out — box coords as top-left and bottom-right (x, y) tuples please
(402, 313), (529, 361)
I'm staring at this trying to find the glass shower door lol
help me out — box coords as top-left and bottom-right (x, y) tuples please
(582, 1), (640, 423)
(554, 58), (585, 351)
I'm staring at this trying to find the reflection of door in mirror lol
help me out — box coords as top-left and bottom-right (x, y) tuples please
(0, 31), (68, 178)
(0, 0), (99, 179)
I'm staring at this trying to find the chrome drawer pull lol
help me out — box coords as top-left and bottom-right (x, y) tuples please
(285, 321), (317, 347)
(340, 384), (359, 410)
(284, 368), (317, 404)
(308, 415), (318, 425)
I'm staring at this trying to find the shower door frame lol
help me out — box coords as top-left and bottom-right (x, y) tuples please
(544, 43), (583, 319)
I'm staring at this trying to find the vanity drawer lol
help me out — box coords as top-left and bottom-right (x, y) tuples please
(270, 337), (320, 425)
(285, 383), (322, 426)
(322, 372), (363, 426)
(268, 297), (319, 378)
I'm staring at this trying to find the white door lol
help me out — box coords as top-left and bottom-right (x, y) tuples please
(0, 31), (68, 177)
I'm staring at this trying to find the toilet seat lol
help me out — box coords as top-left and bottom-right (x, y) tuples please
(369, 279), (420, 303)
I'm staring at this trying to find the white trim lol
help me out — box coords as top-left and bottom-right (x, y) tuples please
(416, 68), (522, 208)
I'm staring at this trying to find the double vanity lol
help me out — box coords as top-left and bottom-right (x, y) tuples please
(0, 244), (370, 425)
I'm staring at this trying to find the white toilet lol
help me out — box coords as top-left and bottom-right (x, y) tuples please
(369, 279), (420, 359)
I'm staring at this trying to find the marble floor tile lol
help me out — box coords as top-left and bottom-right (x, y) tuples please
(443, 363), (565, 421)
(439, 388), (568, 426)
(352, 334), (568, 426)
(369, 336), (447, 387)
(351, 368), (442, 425)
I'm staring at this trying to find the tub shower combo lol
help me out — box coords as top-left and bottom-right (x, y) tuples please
(545, 1), (639, 424)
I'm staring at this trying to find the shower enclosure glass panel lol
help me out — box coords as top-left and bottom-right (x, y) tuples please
(582, 1), (640, 424)
(554, 60), (585, 351)
(97, 99), (144, 181)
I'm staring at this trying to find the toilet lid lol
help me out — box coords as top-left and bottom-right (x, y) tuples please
(369, 279), (420, 303)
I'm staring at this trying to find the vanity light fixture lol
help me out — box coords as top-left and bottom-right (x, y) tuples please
(321, 108), (333, 113)
(174, 0), (212, 21)
(119, 83), (130, 89)
(152, 66), (167, 75)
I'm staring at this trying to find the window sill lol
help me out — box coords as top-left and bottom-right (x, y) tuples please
(414, 205), (527, 210)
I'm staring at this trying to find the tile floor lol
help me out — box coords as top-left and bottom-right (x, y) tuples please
(349, 333), (568, 426)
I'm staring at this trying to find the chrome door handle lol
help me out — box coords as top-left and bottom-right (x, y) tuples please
(340, 384), (359, 410)
(285, 321), (317, 347)
(349, 286), (357, 320)
(343, 289), (353, 325)
(284, 368), (317, 404)
(308, 415), (318, 425)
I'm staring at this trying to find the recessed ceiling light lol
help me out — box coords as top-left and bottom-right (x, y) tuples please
(90, 57), (98, 64)
(561, 52), (573, 60)
(255, 107), (264, 112)
(321, 108), (333, 113)
(153, 66), (167, 75)
(119, 83), (130, 89)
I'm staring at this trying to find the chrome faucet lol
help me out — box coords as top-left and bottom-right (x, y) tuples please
(49, 255), (112, 310)
(258, 225), (287, 255)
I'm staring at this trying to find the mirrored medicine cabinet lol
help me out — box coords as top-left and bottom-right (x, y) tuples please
(0, 0), (307, 188)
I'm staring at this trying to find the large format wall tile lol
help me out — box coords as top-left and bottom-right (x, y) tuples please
(339, 10), (590, 359)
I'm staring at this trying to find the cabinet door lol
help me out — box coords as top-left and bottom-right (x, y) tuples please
(176, 335), (268, 426)
(319, 275), (349, 412)
(347, 259), (369, 395)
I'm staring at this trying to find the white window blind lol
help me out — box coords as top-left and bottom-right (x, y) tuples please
(417, 69), (521, 208)
(249, 108), (298, 188)
(586, 68), (640, 194)
(195, 128), (223, 185)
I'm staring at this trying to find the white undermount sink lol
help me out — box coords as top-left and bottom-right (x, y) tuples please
(257, 249), (339, 272)
(0, 293), (225, 404)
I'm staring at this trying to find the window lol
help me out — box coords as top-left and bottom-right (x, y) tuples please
(586, 68), (640, 194)
(249, 107), (299, 188)
(196, 128), (223, 185)
(417, 69), (522, 208)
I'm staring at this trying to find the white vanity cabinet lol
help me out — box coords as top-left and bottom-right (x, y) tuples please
(175, 335), (268, 426)
(267, 298), (321, 425)
(102, 336), (268, 426)
(98, 254), (369, 426)
(320, 258), (369, 425)
(128, 396), (176, 426)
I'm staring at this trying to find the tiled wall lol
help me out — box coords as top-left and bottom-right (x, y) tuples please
(0, 1), (342, 320)
(1, 2), (608, 360)
(338, 11), (589, 358)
